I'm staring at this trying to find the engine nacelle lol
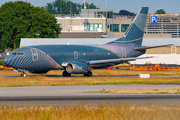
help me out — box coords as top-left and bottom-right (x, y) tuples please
(28, 70), (49, 74)
(66, 62), (89, 74)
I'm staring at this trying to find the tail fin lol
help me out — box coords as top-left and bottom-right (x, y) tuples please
(107, 7), (148, 46)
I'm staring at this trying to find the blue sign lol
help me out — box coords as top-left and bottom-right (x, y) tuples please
(151, 16), (158, 23)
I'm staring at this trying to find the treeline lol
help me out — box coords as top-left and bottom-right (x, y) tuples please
(45, 0), (99, 14)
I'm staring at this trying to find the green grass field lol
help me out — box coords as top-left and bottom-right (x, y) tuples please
(0, 69), (180, 87)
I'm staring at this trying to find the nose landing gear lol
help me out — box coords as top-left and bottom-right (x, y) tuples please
(21, 72), (26, 77)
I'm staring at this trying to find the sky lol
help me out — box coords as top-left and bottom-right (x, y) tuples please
(0, 0), (180, 14)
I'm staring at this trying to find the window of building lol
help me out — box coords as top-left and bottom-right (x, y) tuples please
(59, 24), (62, 28)
(88, 24), (103, 31)
(110, 24), (119, 32)
(110, 25), (113, 31)
(107, 12), (113, 18)
(121, 24), (129, 32)
(113, 24), (119, 32)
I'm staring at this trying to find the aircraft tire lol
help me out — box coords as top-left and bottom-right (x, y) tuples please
(21, 73), (26, 77)
(63, 71), (71, 77)
(84, 71), (92, 77)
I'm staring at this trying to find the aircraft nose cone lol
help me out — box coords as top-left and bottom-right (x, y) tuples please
(3, 56), (9, 66)
(3, 57), (7, 65)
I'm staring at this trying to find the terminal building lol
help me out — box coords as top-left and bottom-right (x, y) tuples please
(55, 9), (180, 39)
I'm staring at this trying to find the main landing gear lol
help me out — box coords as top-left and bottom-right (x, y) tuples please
(62, 71), (71, 77)
(62, 71), (92, 77)
(84, 71), (92, 77)
(21, 72), (26, 77)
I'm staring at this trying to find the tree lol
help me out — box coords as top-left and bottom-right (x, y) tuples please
(119, 10), (132, 16)
(118, 10), (136, 16)
(45, 0), (99, 14)
(45, 0), (82, 14)
(0, 1), (61, 50)
(155, 9), (166, 14)
(82, 2), (99, 9)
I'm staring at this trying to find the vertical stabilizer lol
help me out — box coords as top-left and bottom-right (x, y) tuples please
(107, 7), (148, 46)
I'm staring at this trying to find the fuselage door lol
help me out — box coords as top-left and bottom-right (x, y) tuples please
(74, 51), (78, 59)
(31, 48), (38, 61)
(121, 48), (126, 58)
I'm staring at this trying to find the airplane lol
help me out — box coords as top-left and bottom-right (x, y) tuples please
(3, 7), (171, 77)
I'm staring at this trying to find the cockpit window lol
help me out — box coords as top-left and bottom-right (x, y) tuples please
(12, 52), (23, 55)
(12, 53), (17, 55)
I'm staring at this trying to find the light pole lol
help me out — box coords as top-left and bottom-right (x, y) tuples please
(26, 34), (40, 38)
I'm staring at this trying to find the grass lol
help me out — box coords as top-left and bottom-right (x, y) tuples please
(0, 70), (180, 87)
(0, 105), (180, 120)
(0, 61), (4, 65)
(90, 88), (180, 94)
(1, 69), (180, 76)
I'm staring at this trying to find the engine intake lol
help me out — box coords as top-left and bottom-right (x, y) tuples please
(66, 62), (89, 74)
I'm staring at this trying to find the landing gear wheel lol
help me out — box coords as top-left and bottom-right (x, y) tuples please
(84, 71), (92, 77)
(21, 72), (26, 77)
(62, 71), (71, 77)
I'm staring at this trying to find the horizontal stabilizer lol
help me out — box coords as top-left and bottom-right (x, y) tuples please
(134, 44), (174, 50)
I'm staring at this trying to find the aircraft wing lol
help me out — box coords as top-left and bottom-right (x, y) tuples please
(134, 44), (173, 50)
(88, 56), (153, 65)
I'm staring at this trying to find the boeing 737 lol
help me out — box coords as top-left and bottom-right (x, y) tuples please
(3, 7), (171, 77)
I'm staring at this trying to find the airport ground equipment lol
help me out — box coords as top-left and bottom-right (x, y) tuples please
(130, 64), (180, 71)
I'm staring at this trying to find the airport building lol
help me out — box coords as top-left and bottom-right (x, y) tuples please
(55, 9), (180, 39)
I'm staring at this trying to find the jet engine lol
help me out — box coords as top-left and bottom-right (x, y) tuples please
(28, 70), (49, 74)
(66, 62), (89, 74)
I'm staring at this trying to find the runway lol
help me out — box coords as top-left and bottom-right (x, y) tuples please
(0, 84), (180, 107)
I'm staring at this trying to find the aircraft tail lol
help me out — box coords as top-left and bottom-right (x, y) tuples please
(107, 7), (148, 46)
